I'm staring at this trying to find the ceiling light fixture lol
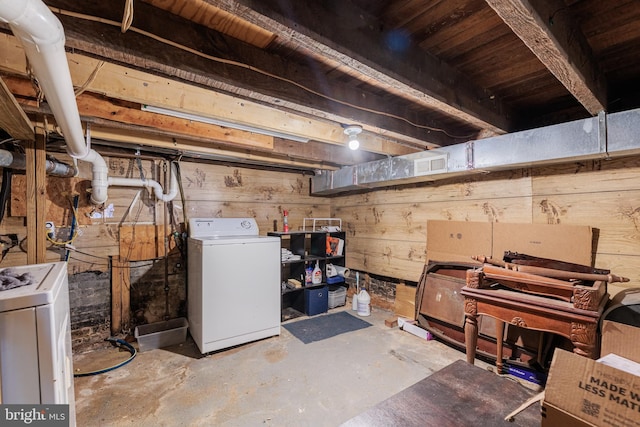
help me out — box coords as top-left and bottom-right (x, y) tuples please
(141, 105), (310, 143)
(344, 124), (362, 150)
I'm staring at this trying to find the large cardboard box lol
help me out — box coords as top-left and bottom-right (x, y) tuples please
(426, 220), (491, 263)
(601, 320), (640, 364)
(542, 322), (640, 427)
(426, 220), (593, 265)
(492, 222), (593, 264)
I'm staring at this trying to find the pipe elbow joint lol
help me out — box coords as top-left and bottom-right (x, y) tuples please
(90, 185), (108, 205)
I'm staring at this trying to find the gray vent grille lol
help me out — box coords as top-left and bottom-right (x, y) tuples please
(414, 154), (448, 176)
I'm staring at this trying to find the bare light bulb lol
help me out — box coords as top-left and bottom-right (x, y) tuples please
(344, 125), (363, 151)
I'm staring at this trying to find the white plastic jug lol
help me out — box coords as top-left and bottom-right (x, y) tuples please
(357, 289), (370, 316)
(312, 261), (322, 284)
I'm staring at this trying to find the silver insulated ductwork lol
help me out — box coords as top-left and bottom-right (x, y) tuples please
(312, 109), (640, 195)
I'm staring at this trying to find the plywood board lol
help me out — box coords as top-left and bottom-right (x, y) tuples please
(394, 283), (417, 319)
(10, 175), (93, 226)
(119, 224), (159, 261)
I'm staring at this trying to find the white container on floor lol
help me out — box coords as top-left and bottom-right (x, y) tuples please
(357, 289), (370, 316)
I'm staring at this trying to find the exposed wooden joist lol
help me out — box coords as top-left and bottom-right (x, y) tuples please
(5, 75), (274, 150)
(7, 75), (387, 167)
(0, 33), (415, 157)
(44, 0), (453, 148)
(213, 0), (512, 133)
(30, 116), (362, 171)
(486, 0), (607, 114)
(0, 77), (34, 141)
(141, 0), (277, 48)
(82, 119), (385, 168)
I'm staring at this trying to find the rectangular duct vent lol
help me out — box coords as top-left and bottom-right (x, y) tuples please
(414, 154), (448, 176)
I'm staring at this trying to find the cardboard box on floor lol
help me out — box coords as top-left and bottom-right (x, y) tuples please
(426, 220), (593, 265)
(542, 321), (640, 427)
(601, 320), (640, 364)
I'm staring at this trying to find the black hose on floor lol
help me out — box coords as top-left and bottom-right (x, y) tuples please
(73, 337), (137, 377)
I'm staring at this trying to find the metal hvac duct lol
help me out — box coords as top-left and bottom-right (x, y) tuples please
(311, 109), (640, 195)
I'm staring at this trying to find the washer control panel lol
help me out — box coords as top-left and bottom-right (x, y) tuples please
(189, 218), (259, 237)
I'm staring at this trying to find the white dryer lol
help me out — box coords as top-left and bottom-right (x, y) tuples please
(0, 261), (76, 425)
(187, 218), (280, 353)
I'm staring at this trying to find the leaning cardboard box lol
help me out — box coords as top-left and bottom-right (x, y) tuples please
(542, 321), (640, 427)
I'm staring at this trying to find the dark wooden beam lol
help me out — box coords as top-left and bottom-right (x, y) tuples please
(44, 0), (461, 148)
(212, 0), (513, 133)
(486, 0), (607, 115)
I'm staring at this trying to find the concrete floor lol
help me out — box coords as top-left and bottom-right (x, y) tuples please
(73, 305), (483, 426)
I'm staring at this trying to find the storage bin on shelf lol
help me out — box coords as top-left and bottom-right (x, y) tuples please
(328, 285), (346, 309)
(305, 286), (328, 316)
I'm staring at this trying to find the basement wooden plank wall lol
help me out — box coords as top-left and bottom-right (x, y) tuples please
(332, 169), (533, 281)
(0, 157), (330, 274)
(332, 155), (640, 297)
(0, 152), (638, 300)
(179, 162), (329, 231)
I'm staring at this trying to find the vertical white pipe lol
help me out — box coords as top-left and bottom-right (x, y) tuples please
(0, 0), (178, 204)
(0, 0), (88, 159)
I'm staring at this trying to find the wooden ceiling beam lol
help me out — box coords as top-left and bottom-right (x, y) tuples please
(486, 0), (607, 115)
(4, 76), (275, 150)
(213, 0), (513, 134)
(43, 0), (453, 148)
(141, 0), (277, 48)
(7, 76), (383, 167)
(0, 33), (415, 158)
(0, 77), (34, 141)
(83, 126), (360, 171)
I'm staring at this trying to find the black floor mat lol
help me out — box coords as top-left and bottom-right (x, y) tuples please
(283, 310), (372, 344)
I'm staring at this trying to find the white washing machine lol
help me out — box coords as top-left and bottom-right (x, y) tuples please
(0, 261), (76, 425)
(187, 218), (281, 354)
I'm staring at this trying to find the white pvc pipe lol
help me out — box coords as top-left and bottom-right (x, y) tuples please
(108, 163), (179, 203)
(0, 0), (88, 159)
(0, 0), (178, 205)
